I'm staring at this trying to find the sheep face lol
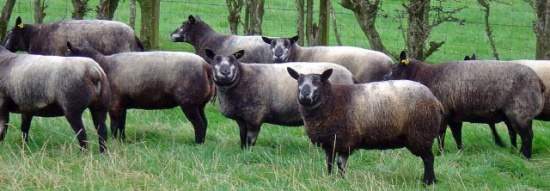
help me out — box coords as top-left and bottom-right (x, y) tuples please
(3, 17), (27, 53)
(66, 41), (97, 57)
(205, 49), (244, 86)
(262, 36), (299, 63)
(386, 51), (414, 80)
(171, 15), (199, 43)
(288, 67), (333, 108)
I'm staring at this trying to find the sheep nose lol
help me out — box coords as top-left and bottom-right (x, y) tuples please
(220, 69), (230, 76)
(300, 86), (311, 96)
(274, 47), (283, 57)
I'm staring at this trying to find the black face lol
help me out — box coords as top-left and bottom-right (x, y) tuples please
(170, 16), (197, 43)
(65, 41), (97, 57)
(3, 29), (27, 53)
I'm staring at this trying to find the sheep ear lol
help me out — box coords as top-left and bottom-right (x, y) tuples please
(261, 36), (272, 44)
(464, 55), (471, 60)
(320, 69), (333, 82)
(399, 51), (409, 65)
(205, 49), (216, 60)
(188, 15), (196, 24)
(290, 35), (299, 45)
(16, 17), (23, 29)
(66, 41), (73, 50)
(471, 53), (476, 60)
(287, 67), (300, 80)
(233, 50), (245, 60)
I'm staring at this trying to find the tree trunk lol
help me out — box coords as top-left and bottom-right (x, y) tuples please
(534, 0), (550, 59)
(478, 0), (500, 60)
(34, 0), (47, 24)
(296, 0), (305, 46)
(405, 0), (431, 60)
(341, 0), (392, 56)
(226, 0), (244, 35)
(0, 0), (16, 43)
(243, 0), (264, 35)
(97, 0), (120, 20)
(71, 0), (89, 20)
(329, 2), (342, 46)
(318, 0), (329, 45)
(136, 0), (160, 49)
(305, 0), (315, 45)
(130, 0), (136, 29)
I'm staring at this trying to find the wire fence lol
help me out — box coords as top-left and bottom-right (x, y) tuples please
(7, 0), (536, 62)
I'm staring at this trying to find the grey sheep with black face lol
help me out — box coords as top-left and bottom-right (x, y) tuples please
(66, 41), (214, 144)
(170, 15), (273, 64)
(387, 51), (545, 159)
(205, 49), (354, 149)
(3, 17), (143, 56)
(288, 68), (443, 185)
(0, 45), (110, 153)
(262, 35), (393, 83)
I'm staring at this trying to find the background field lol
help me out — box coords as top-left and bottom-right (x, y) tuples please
(1, 0), (549, 190)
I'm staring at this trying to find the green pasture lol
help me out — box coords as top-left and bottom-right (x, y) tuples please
(1, 0), (549, 190)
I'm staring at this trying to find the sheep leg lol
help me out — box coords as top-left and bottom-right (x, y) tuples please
(504, 121), (518, 148)
(337, 153), (349, 177)
(236, 119), (249, 149)
(512, 121), (533, 159)
(109, 108), (127, 141)
(180, 105), (207, 144)
(489, 123), (506, 147)
(65, 112), (88, 152)
(0, 111), (9, 141)
(448, 121), (463, 151)
(420, 152), (436, 185)
(90, 109), (108, 153)
(20, 114), (33, 142)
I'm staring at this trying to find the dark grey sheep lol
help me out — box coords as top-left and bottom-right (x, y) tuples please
(66, 41), (214, 144)
(205, 49), (354, 148)
(288, 68), (443, 185)
(262, 35), (393, 82)
(170, 15), (273, 64)
(3, 17), (143, 56)
(387, 51), (545, 159)
(0, 45), (110, 153)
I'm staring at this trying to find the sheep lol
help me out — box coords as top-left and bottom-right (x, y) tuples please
(0, 45), (110, 153)
(66, 41), (214, 143)
(204, 48), (354, 148)
(386, 51), (545, 159)
(2, 16), (144, 56)
(465, 54), (550, 148)
(261, 35), (393, 83)
(170, 15), (273, 64)
(287, 68), (443, 185)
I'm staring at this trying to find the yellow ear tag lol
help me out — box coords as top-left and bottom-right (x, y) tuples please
(401, 59), (409, 65)
(17, 23), (24, 29)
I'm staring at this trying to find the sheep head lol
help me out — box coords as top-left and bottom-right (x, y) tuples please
(288, 67), (332, 108)
(262, 35), (298, 63)
(205, 49), (244, 87)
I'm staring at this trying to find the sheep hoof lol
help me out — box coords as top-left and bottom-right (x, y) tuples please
(423, 178), (436, 186)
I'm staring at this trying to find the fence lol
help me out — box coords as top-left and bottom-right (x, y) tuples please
(7, 0), (536, 62)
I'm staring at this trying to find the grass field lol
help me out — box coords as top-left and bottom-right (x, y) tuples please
(1, 0), (549, 190)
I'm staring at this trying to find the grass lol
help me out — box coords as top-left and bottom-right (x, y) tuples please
(2, 0), (550, 190)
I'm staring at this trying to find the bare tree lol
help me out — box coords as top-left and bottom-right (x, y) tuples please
(526, 0), (550, 59)
(96, 0), (120, 20)
(0, 0), (16, 43)
(243, 0), (264, 35)
(342, 0), (464, 61)
(296, 0), (305, 46)
(136, 0), (160, 49)
(71, 0), (89, 19)
(226, 0), (244, 34)
(329, 2), (342, 45)
(298, 0), (329, 46)
(34, 0), (47, 24)
(477, 0), (506, 60)
(130, 0), (136, 29)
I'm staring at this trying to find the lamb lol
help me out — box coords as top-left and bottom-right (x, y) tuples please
(261, 35), (393, 83)
(0, 45), (110, 153)
(386, 51), (545, 159)
(66, 41), (214, 143)
(287, 68), (443, 185)
(204, 48), (354, 148)
(3, 17), (143, 56)
(170, 15), (273, 64)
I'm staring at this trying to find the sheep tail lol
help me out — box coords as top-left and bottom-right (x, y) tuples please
(87, 67), (104, 96)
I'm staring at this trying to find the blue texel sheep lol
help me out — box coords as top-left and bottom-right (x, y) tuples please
(261, 35), (393, 83)
(287, 68), (443, 185)
(3, 17), (143, 56)
(0, 45), (110, 153)
(204, 49), (354, 149)
(66, 41), (214, 144)
(387, 51), (545, 159)
(170, 15), (273, 64)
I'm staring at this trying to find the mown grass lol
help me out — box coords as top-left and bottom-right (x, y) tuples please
(2, 0), (550, 190)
